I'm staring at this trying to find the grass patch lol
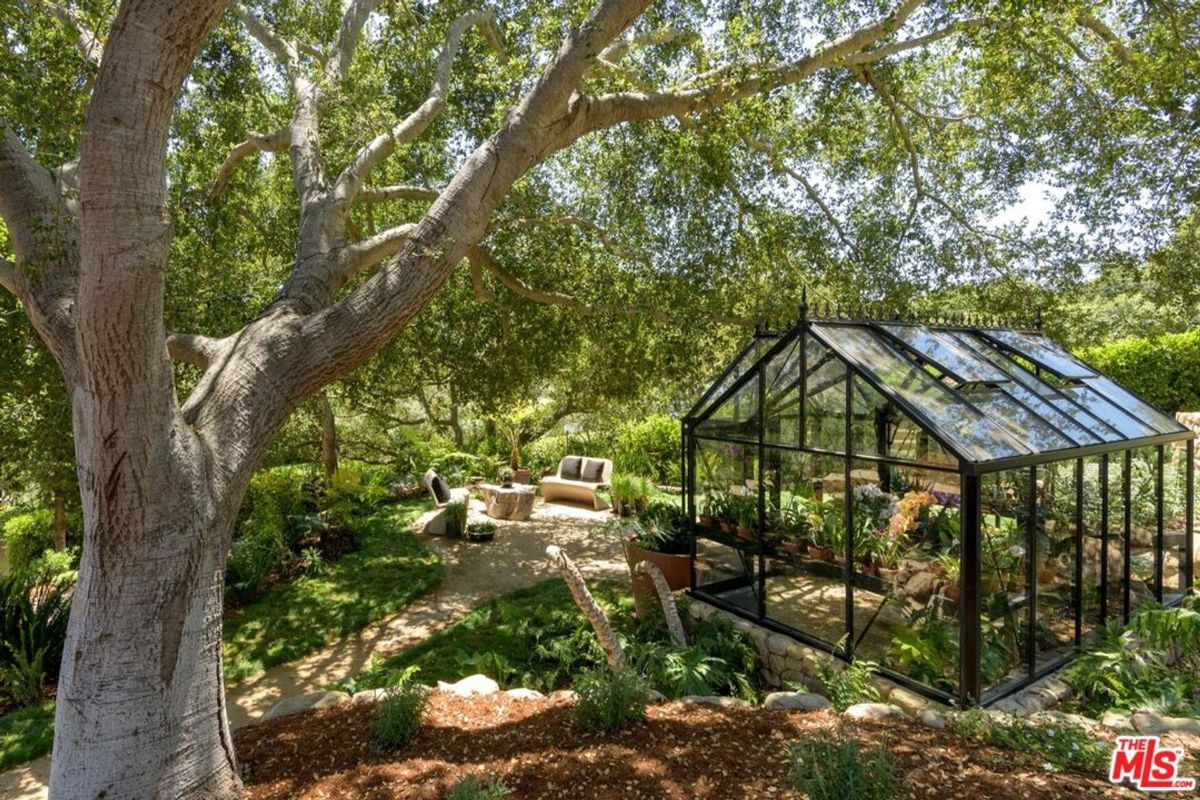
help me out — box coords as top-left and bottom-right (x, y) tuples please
(0, 700), (54, 771)
(223, 502), (442, 683)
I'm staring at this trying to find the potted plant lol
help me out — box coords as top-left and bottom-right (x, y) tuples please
(465, 520), (497, 543)
(938, 553), (961, 601)
(499, 468), (514, 488)
(610, 474), (651, 517)
(616, 502), (692, 603)
(443, 499), (467, 539)
(699, 492), (725, 528)
(735, 499), (757, 541)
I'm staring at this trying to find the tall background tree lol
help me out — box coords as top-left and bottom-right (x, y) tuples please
(1, 0), (1198, 797)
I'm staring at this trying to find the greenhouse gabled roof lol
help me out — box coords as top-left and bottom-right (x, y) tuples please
(687, 318), (1192, 472)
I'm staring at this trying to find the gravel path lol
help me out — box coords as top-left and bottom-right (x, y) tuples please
(0, 499), (627, 800)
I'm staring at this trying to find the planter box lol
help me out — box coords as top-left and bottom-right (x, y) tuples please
(627, 540), (691, 611)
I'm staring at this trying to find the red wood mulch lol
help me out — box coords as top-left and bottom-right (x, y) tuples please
(236, 693), (1140, 800)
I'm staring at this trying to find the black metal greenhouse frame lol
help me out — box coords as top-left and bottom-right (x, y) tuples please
(680, 303), (1196, 707)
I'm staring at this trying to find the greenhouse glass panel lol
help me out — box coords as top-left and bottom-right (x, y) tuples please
(981, 329), (1096, 378)
(877, 324), (1009, 384)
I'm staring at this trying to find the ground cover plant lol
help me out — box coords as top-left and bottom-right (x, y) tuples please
(573, 665), (651, 732)
(946, 710), (1110, 774)
(350, 578), (761, 702)
(786, 726), (896, 800)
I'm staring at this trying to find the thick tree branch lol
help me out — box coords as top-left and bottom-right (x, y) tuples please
(328, 0), (387, 82)
(333, 9), (507, 206)
(356, 184), (441, 204)
(233, 3), (299, 69)
(741, 135), (860, 258)
(597, 27), (695, 68)
(577, 0), (929, 133)
(336, 223), (418, 281)
(166, 333), (223, 368)
(0, 255), (18, 296)
(208, 127), (289, 200)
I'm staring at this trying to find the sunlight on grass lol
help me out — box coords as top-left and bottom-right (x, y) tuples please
(0, 700), (54, 771)
(222, 502), (442, 684)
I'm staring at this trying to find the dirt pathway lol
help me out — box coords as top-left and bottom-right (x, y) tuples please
(0, 500), (628, 800)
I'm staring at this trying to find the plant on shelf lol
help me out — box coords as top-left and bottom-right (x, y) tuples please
(442, 500), (468, 539)
(735, 498), (758, 541)
(937, 553), (961, 601)
(700, 492), (728, 528)
(777, 499), (812, 555)
(807, 500), (840, 563)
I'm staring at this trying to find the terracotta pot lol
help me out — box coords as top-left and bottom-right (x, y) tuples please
(779, 541), (806, 556)
(720, 521), (736, 534)
(736, 525), (756, 541)
(627, 540), (691, 608)
(809, 546), (834, 563)
(513, 467), (532, 484)
(943, 584), (961, 602)
(699, 515), (717, 528)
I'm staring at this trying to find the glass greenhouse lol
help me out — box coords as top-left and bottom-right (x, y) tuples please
(681, 311), (1196, 705)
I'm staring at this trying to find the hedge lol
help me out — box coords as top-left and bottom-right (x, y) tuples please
(1078, 327), (1200, 414)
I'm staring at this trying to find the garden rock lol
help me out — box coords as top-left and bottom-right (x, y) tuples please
(1160, 715), (1200, 735)
(902, 571), (942, 602)
(1101, 711), (1133, 732)
(1131, 711), (1165, 734)
(843, 702), (906, 721)
(647, 689), (667, 702)
(350, 688), (390, 705)
(887, 687), (929, 715)
(263, 690), (349, 721)
(762, 691), (831, 712)
(917, 707), (947, 730)
(438, 674), (500, 697)
(504, 688), (545, 701)
(682, 695), (752, 709)
(548, 689), (579, 703)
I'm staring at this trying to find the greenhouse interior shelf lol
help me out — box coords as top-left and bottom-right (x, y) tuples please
(681, 306), (1195, 706)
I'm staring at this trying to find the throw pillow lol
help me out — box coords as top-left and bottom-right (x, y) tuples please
(581, 459), (604, 483)
(560, 456), (583, 480)
(431, 474), (451, 504)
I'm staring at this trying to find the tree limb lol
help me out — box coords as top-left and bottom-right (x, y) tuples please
(1076, 12), (1134, 64)
(39, 0), (104, 64)
(356, 184), (441, 204)
(333, 9), (507, 206)
(328, 0), (387, 82)
(232, 3), (299, 69)
(577, 0), (929, 133)
(741, 134), (860, 258)
(635, 561), (688, 647)
(166, 332), (223, 368)
(546, 545), (626, 667)
(337, 223), (419, 281)
(0, 255), (19, 296)
(208, 127), (290, 200)
(841, 18), (984, 66)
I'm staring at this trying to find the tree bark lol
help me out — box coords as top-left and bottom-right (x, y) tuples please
(52, 490), (67, 552)
(318, 392), (339, 481)
(635, 561), (688, 647)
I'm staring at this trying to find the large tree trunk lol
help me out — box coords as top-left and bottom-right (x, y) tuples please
(51, 422), (245, 797)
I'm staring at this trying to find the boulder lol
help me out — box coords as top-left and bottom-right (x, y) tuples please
(762, 691), (831, 712)
(647, 689), (667, 703)
(681, 695), (752, 709)
(902, 571), (943, 602)
(504, 688), (545, 701)
(437, 674), (500, 697)
(263, 690), (349, 721)
(887, 687), (929, 715)
(917, 707), (947, 730)
(1131, 711), (1165, 734)
(843, 702), (907, 721)
(1101, 711), (1133, 732)
(1160, 715), (1200, 735)
(350, 688), (390, 705)
(548, 689), (579, 703)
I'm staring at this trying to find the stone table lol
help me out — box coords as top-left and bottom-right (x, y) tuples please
(480, 483), (536, 521)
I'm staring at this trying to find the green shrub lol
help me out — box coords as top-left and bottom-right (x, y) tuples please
(613, 414), (681, 485)
(374, 669), (429, 750)
(811, 651), (881, 712)
(16, 547), (79, 589)
(226, 526), (290, 598)
(1078, 327), (1200, 413)
(1063, 596), (1200, 717)
(446, 774), (511, 800)
(629, 611), (759, 701)
(786, 727), (896, 800)
(0, 574), (71, 707)
(573, 665), (650, 732)
(2, 511), (56, 573)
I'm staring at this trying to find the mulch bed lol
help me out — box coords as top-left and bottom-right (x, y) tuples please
(237, 693), (1140, 800)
